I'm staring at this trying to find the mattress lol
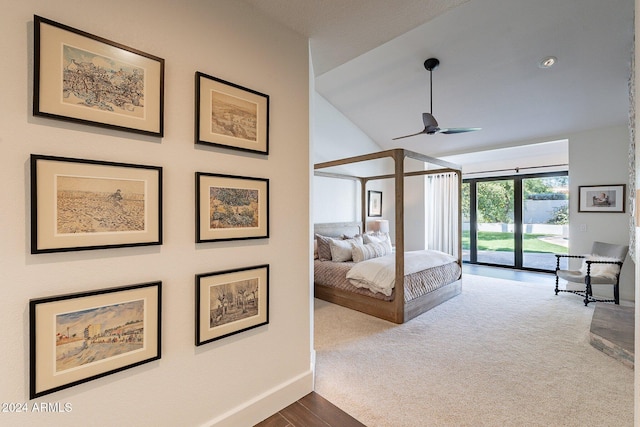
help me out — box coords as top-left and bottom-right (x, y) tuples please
(314, 259), (461, 303)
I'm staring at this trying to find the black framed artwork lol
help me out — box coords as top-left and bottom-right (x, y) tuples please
(34, 15), (164, 136)
(31, 154), (163, 253)
(368, 190), (382, 217)
(195, 71), (269, 154)
(195, 265), (269, 346)
(30, 281), (161, 398)
(196, 172), (269, 242)
(578, 184), (626, 213)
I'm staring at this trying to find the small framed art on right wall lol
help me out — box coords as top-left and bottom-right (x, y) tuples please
(578, 184), (626, 213)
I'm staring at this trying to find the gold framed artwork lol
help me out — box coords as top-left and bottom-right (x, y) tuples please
(30, 154), (163, 253)
(195, 172), (269, 242)
(33, 15), (164, 136)
(195, 265), (269, 346)
(30, 281), (161, 398)
(195, 71), (269, 154)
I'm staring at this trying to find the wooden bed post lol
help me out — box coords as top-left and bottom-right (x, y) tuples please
(360, 178), (368, 230)
(393, 150), (405, 323)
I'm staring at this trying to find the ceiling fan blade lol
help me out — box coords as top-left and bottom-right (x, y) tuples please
(422, 112), (439, 128)
(392, 129), (428, 140)
(437, 127), (482, 134)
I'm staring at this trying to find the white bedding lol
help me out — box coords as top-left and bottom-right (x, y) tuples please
(346, 249), (457, 296)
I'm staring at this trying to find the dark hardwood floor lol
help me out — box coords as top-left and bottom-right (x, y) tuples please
(254, 392), (365, 427)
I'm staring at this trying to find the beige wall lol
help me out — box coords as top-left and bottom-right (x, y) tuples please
(0, 1), (311, 426)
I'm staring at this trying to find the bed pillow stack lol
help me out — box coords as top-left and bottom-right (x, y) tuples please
(314, 232), (394, 263)
(315, 234), (363, 262)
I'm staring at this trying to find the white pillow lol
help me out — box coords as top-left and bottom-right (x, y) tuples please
(329, 239), (354, 262)
(351, 241), (390, 263)
(579, 255), (621, 279)
(328, 236), (363, 262)
(363, 232), (393, 252)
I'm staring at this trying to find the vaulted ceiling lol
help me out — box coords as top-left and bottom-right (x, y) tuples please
(243, 0), (634, 166)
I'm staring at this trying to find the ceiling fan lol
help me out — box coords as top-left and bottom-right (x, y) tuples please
(393, 58), (481, 140)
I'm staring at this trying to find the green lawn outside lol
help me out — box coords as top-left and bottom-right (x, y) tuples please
(462, 230), (568, 254)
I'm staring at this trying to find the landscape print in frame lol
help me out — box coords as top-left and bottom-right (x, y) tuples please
(195, 72), (269, 154)
(31, 154), (162, 253)
(30, 281), (161, 398)
(196, 172), (269, 242)
(34, 15), (164, 136)
(196, 265), (269, 346)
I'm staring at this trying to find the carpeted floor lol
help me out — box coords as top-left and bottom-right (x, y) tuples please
(314, 274), (634, 427)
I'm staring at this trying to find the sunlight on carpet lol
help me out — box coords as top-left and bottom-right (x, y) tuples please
(314, 274), (634, 427)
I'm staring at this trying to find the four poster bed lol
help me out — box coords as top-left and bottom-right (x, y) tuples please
(314, 149), (463, 324)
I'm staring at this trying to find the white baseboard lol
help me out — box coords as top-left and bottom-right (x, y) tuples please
(199, 369), (314, 427)
(311, 348), (316, 380)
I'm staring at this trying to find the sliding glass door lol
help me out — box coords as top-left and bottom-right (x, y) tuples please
(464, 172), (568, 272)
(522, 176), (569, 270)
(462, 182), (471, 262)
(476, 179), (515, 266)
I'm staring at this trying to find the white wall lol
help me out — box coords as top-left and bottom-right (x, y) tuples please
(314, 176), (361, 222)
(568, 124), (635, 303)
(0, 1), (311, 426)
(312, 94), (390, 227)
(313, 94), (383, 165)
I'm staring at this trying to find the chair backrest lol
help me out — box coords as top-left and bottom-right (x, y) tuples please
(591, 241), (629, 262)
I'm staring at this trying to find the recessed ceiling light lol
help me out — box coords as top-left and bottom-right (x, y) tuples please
(539, 56), (557, 68)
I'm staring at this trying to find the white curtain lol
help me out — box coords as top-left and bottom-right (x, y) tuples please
(425, 172), (459, 257)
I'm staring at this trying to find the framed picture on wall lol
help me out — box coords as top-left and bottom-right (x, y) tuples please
(196, 172), (269, 242)
(195, 72), (269, 155)
(195, 265), (269, 346)
(33, 15), (165, 136)
(578, 184), (626, 213)
(30, 281), (161, 398)
(31, 154), (163, 253)
(368, 190), (382, 217)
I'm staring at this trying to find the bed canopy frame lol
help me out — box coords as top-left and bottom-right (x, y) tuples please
(314, 148), (463, 323)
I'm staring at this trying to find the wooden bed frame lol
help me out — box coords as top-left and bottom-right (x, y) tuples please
(314, 149), (463, 323)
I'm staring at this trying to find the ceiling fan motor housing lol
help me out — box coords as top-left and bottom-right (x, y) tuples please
(424, 57), (440, 71)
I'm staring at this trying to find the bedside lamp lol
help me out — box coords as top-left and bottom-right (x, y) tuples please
(375, 219), (389, 234)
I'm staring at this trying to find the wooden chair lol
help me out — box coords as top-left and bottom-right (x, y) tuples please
(554, 241), (628, 306)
